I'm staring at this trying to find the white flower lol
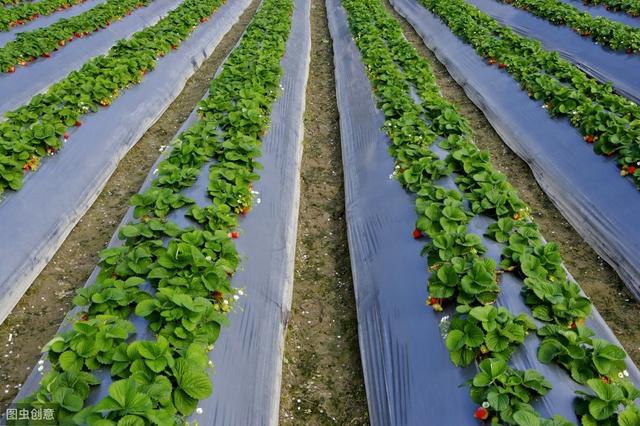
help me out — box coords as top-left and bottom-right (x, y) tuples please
(223, 300), (229, 305)
(238, 290), (244, 296)
(38, 360), (44, 365)
(153, 168), (158, 175)
(196, 407), (203, 415)
(208, 360), (213, 367)
(482, 401), (490, 409)
(624, 370), (630, 377)
(205, 256), (212, 261)
(233, 295), (239, 300)
(207, 344), (214, 352)
(256, 197), (261, 204)
(37, 365), (44, 372)
(618, 372), (624, 379)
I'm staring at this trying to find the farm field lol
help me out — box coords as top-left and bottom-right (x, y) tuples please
(0, 0), (639, 424)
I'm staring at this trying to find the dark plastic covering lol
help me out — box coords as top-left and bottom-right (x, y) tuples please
(0, 0), (254, 325)
(0, 0), (184, 115)
(0, 0), (108, 45)
(560, 0), (640, 27)
(15, 0), (310, 424)
(327, 0), (640, 424)
(390, 0), (640, 301)
(464, 0), (640, 104)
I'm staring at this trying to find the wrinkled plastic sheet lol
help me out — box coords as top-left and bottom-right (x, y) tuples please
(15, 0), (310, 423)
(0, 0), (109, 46)
(391, 0), (640, 301)
(464, 0), (640, 104)
(0, 0), (254, 326)
(326, 0), (640, 424)
(560, 0), (640, 27)
(0, 0), (184, 115)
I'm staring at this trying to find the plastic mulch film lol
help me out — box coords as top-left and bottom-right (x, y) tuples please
(390, 0), (640, 301)
(0, 0), (254, 325)
(326, 0), (640, 424)
(0, 0), (109, 44)
(464, 0), (640, 104)
(560, 0), (640, 27)
(0, 0), (183, 115)
(14, 0), (310, 423)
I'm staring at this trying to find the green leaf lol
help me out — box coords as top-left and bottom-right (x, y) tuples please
(59, 351), (83, 372)
(445, 330), (466, 352)
(177, 368), (212, 400)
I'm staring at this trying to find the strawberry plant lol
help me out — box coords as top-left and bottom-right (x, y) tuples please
(538, 324), (627, 383)
(18, 0), (294, 422)
(0, 0), (152, 72)
(445, 305), (536, 366)
(522, 277), (592, 323)
(0, 0), (227, 197)
(575, 378), (640, 425)
(468, 358), (552, 424)
(340, 0), (636, 422)
(419, 0), (640, 189)
(575, 0), (640, 19)
(0, 0), (87, 31)
(496, 0), (640, 53)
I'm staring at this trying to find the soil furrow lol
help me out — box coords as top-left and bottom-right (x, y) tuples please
(278, 0), (369, 423)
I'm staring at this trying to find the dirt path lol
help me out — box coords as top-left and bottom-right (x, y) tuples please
(0, 0), (262, 410)
(380, 0), (640, 364)
(278, 0), (369, 424)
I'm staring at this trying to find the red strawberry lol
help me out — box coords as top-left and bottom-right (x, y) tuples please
(63, 133), (69, 139)
(473, 407), (489, 420)
(240, 206), (250, 215)
(487, 58), (496, 65)
(211, 290), (224, 302)
(412, 228), (422, 239)
(498, 63), (506, 69)
(228, 231), (239, 239)
(629, 165), (637, 175)
(7, 66), (16, 73)
(583, 134), (595, 143)
(627, 48), (635, 54)
(74, 121), (82, 127)
(41, 52), (51, 58)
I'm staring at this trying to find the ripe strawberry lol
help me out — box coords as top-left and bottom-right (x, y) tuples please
(487, 58), (496, 65)
(583, 134), (595, 143)
(473, 407), (489, 420)
(7, 66), (16, 73)
(412, 228), (422, 239)
(58, 40), (66, 47)
(228, 231), (239, 239)
(74, 121), (82, 127)
(41, 52), (51, 58)
(601, 376), (610, 384)
(211, 290), (224, 302)
(63, 133), (69, 140)
(629, 165), (637, 175)
(498, 63), (506, 69)
(240, 206), (250, 215)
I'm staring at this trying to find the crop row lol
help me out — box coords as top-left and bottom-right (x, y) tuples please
(0, 0), (151, 73)
(497, 0), (640, 52)
(419, 0), (640, 189)
(341, 0), (640, 423)
(18, 0), (293, 423)
(0, 0), (86, 31)
(582, 0), (640, 17)
(0, 0), (225, 198)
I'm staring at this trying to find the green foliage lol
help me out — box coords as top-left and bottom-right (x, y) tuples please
(20, 0), (294, 423)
